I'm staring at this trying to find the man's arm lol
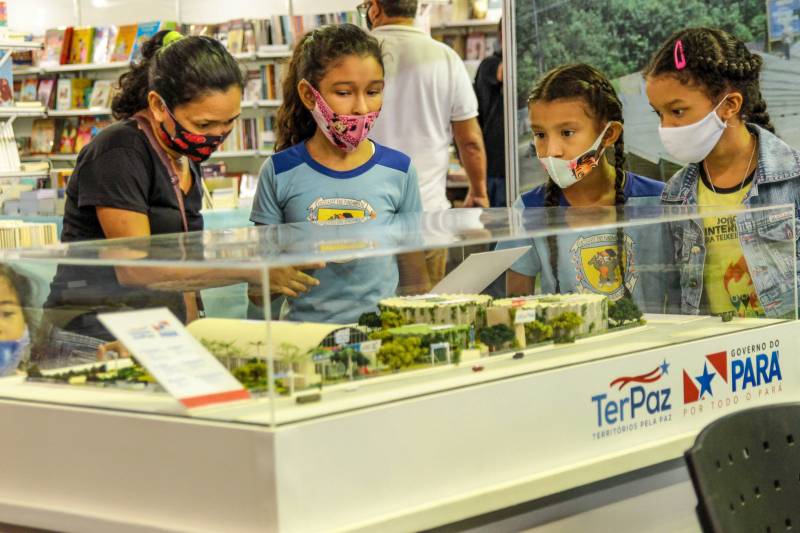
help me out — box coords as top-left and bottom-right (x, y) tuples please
(452, 117), (489, 208)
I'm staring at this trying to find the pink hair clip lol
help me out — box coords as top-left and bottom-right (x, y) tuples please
(674, 39), (687, 70)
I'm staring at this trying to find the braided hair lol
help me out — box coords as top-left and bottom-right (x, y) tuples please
(645, 27), (774, 133)
(529, 64), (630, 298)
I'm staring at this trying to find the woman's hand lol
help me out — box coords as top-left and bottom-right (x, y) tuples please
(97, 340), (130, 361)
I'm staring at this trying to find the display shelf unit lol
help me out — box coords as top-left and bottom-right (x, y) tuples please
(47, 108), (112, 117)
(257, 99), (282, 108)
(0, 40), (42, 51)
(0, 106), (46, 118)
(15, 60), (130, 76)
(0, 169), (50, 179)
(240, 100), (283, 109)
(433, 19), (502, 30)
(209, 150), (260, 159)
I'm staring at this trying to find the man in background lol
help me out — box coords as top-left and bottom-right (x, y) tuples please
(362, 0), (489, 213)
(474, 20), (506, 207)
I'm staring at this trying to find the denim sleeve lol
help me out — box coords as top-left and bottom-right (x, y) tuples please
(249, 157), (285, 225)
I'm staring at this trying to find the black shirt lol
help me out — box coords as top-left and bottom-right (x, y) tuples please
(45, 119), (204, 339)
(474, 50), (505, 179)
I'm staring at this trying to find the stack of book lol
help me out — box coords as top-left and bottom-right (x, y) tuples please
(243, 64), (283, 101)
(0, 118), (20, 170)
(30, 115), (111, 156)
(39, 21), (176, 67)
(183, 11), (359, 54)
(218, 117), (260, 153)
(17, 76), (113, 110)
(0, 220), (59, 248)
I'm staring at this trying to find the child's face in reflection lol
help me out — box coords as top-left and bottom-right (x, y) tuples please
(0, 278), (26, 341)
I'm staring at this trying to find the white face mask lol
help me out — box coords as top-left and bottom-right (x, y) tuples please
(537, 123), (612, 189)
(658, 95), (729, 164)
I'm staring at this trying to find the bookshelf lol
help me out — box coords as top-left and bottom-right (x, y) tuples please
(7, 11), (359, 215)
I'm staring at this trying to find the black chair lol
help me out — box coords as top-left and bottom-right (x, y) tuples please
(685, 403), (800, 533)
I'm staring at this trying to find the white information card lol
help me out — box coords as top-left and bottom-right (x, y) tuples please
(98, 308), (250, 409)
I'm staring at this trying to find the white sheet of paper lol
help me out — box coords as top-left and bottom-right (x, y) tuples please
(431, 246), (531, 295)
(98, 308), (250, 409)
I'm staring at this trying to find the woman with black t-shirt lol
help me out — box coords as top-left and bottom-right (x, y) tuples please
(42, 30), (318, 352)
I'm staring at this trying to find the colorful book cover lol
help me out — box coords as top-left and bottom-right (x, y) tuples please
(55, 78), (71, 111)
(92, 26), (114, 64)
(130, 21), (161, 63)
(111, 24), (138, 63)
(243, 20), (256, 54)
(243, 70), (262, 102)
(31, 118), (56, 154)
(0, 52), (13, 107)
(75, 116), (95, 153)
(88, 79), (112, 108)
(41, 27), (73, 67)
(71, 78), (92, 109)
(19, 78), (37, 102)
(68, 27), (94, 64)
(36, 77), (55, 108)
(227, 19), (244, 55)
(57, 118), (78, 154)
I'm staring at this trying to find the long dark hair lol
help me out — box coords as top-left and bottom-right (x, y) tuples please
(529, 64), (629, 298)
(275, 23), (383, 152)
(112, 30), (244, 120)
(645, 27), (774, 133)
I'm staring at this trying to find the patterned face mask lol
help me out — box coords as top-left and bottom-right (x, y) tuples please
(157, 97), (231, 162)
(304, 81), (380, 153)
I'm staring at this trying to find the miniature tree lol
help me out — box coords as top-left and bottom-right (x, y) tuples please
(380, 310), (406, 329)
(478, 324), (516, 352)
(551, 312), (584, 343)
(277, 342), (308, 396)
(377, 337), (424, 371)
(200, 339), (248, 370)
(525, 320), (553, 344)
(358, 312), (382, 330)
(608, 297), (643, 328)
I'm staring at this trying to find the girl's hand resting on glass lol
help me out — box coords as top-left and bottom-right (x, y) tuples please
(268, 264), (324, 297)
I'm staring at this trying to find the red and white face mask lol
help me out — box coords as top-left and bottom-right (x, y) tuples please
(304, 81), (380, 152)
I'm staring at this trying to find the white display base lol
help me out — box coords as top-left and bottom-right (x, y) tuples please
(0, 317), (797, 532)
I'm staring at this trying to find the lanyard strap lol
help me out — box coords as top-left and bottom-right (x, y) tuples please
(131, 113), (190, 233)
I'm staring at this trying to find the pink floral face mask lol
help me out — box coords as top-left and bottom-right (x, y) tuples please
(304, 81), (380, 152)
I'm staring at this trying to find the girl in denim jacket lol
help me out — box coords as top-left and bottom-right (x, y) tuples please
(646, 27), (799, 318)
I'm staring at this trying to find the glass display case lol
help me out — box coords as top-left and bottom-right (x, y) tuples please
(2, 203), (793, 424)
(0, 204), (796, 532)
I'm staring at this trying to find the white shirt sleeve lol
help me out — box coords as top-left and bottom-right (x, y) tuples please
(449, 51), (479, 122)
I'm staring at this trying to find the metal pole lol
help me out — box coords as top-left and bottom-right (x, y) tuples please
(502, 0), (520, 206)
(175, 0), (182, 24)
(532, 0), (544, 73)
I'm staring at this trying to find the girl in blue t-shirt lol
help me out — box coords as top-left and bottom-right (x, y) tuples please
(501, 64), (671, 311)
(250, 24), (423, 323)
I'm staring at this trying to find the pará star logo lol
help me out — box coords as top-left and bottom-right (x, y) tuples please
(683, 351), (727, 403)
